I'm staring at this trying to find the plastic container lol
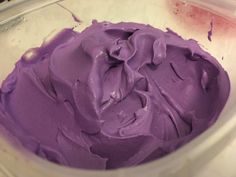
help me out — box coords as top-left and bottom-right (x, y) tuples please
(0, 0), (60, 25)
(0, 0), (236, 177)
(181, 0), (236, 21)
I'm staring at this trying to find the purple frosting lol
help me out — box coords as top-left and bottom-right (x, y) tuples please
(0, 21), (230, 169)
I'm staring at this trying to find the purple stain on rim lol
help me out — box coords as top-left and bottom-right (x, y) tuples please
(208, 20), (213, 42)
(58, 3), (82, 23)
(71, 13), (82, 23)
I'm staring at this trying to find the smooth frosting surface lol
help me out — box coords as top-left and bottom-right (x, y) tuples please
(0, 21), (230, 169)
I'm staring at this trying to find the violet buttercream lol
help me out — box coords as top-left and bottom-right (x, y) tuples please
(0, 21), (230, 169)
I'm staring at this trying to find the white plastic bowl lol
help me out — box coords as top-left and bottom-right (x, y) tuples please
(0, 0), (236, 177)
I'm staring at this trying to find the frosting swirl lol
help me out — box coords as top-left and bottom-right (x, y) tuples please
(0, 21), (230, 169)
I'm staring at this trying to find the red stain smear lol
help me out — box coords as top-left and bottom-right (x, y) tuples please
(168, 0), (236, 39)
